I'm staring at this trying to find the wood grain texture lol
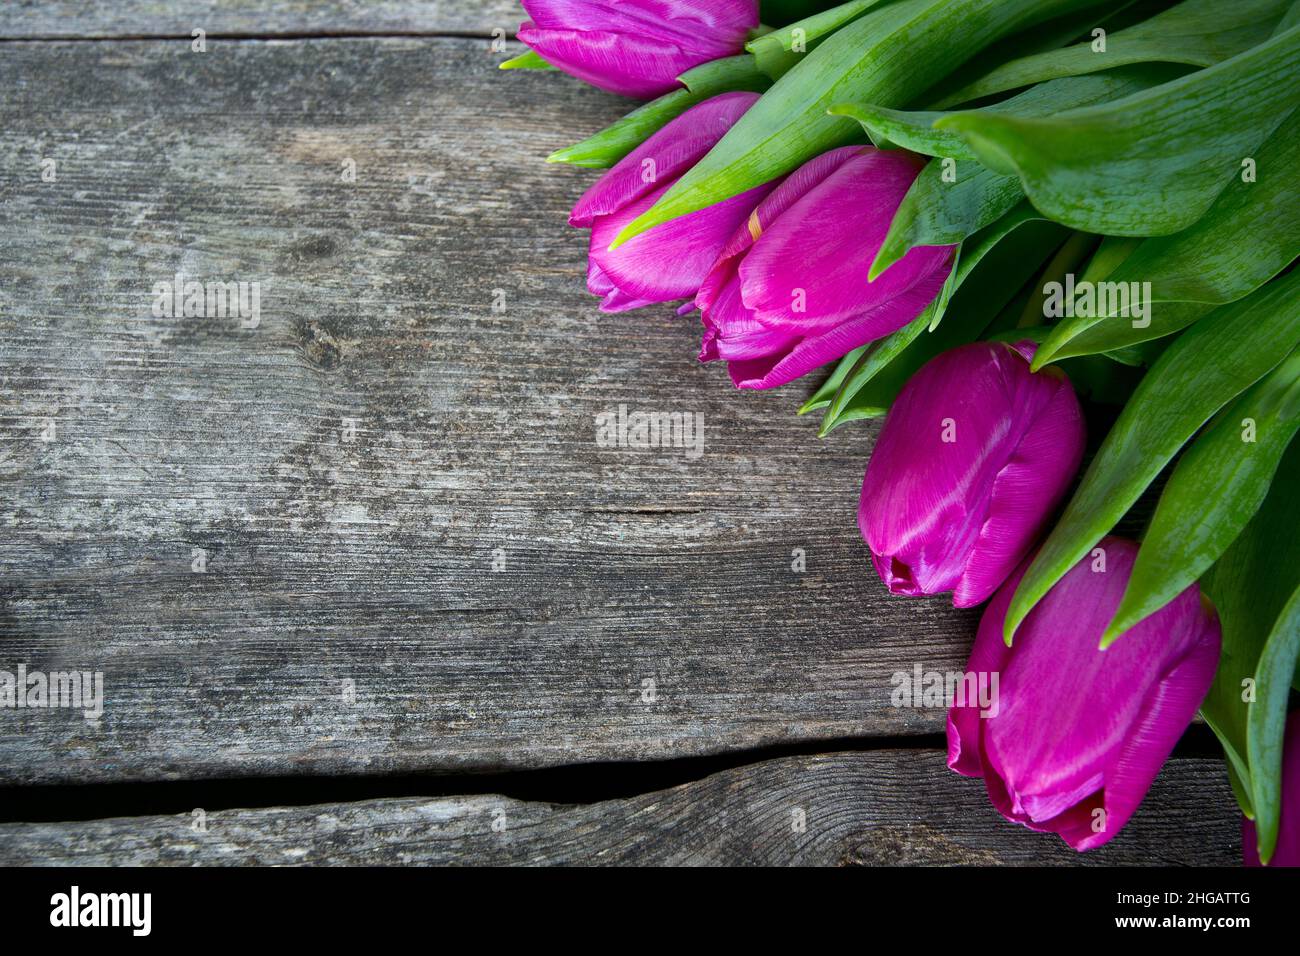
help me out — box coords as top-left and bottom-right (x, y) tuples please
(0, 751), (1241, 866)
(0, 35), (980, 787)
(0, 1), (523, 38)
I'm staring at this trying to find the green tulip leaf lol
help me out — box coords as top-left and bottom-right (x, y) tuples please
(935, 0), (1290, 106)
(499, 50), (555, 70)
(864, 63), (1181, 277)
(938, 26), (1300, 236)
(1200, 440), (1300, 842)
(1003, 271), (1300, 644)
(798, 343), (870, 415)
(1276, 0), (1300, 34)
(818, 310), (936, 432)
(1034, 110), (1300, 366)
(1247, 581), (1300, 863)
(547, 56), (772, 169)
(747, 0), (888, 80)
(1104, 348), (1300, 645)
(1226, 757), (1256, 821)
(1035, 302), (1214, 364)
(869, 161), (1023, 279)
(918, 0), (1146, 108)
(612, 0), (1118, 247)
(834, 64), (1184, 160)
(926, 202), (1060, 330)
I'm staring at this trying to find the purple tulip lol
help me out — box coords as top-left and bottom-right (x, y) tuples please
(1244, 711), (1300, 866)
(570, 92), (775, 313)
(517, 0), (760, 99)
(859, 341), (1085, 608)
(695, 146), (954, 390)
(948, 537), (1221, 851)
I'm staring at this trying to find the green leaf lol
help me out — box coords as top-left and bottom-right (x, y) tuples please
(798, 344), (870, 415)
(1248, 581), (1300, 863)
(820, 214), (1066, 432)
(917, 0), (1148, 107)
(869, 160), (1023, 279)
(747, 0), (889, 80)
(935, 0), (1291, 106)
(819, 310), (936, 432)
(1098, 335), (1172, 368)
(1200, 440), (1300, 841)
(612, 0), (1119, 247)
(547, 56), (771, 169)
(1036, 302), (1213, 364)
(499, 50), (554, 70)
(1033, 110), (1300, 365)
(1003, 271), (1300, 644)
(834, 64), (1184, 160)
(938, 26), (1300, 236)
(1104, 348), (1300, 645)
(1276, 0), (1300, 34)
(1225, 755), (1256, 820)
(1106, 110), (1300, 301)
(927, 202), (1060, 329)
(864, 65), (1179, 279)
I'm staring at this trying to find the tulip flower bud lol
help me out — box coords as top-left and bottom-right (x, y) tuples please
(696, 146), (954, 390)
(570, 92), (775, 313)
(518, 0), (760, 99)
(859, 341), (1085, 608)
(948, 537), (1221, 851)
(1244, 710), (1300, 866)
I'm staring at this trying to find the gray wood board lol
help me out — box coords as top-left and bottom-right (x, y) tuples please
(0, 751), (1241, 865)
(0, 36), (980, 786)
(0, 1), (524, 38)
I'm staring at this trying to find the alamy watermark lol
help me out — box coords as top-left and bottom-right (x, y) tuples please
(890, 663), (999, 717)
(595, 404), (705, 459)
(1, 664), (103, 721)
(152, 273), (261, 328)
(1043, 273), (1153, 328)
(50, 886), (150, 936)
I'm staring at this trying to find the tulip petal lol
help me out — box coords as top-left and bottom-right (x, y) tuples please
(695, 146), (863, 315)
(947, 564), (1020, 777)
(571, 92), (760, 227)
(699, 271), (800, 361)
(519, 1), (757, 98)
(589, 181), (772, 307)
(951, 368), (1085, 607)
(522, 0), (756, 47)
(739, 150), (949, 334)
(1060, 620), (1220, 851)
(861, 343), (1057, 598)
(969, 537), (1220, 850)
(723, 261), (949, 389)
(587, 258), (660, 312)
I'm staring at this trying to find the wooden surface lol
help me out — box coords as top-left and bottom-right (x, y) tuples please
(0, 751), (1240, 866)
(0, 2), (1239, 864)
(0, 1), (524, 38)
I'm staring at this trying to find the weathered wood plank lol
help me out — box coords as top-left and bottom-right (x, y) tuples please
(0, 37), (980, 786)
(0, 1), (523, 38)
(0, 751), (1239, 865)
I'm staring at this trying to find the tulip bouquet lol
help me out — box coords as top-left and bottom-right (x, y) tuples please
(502, 0), (1300, 863)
